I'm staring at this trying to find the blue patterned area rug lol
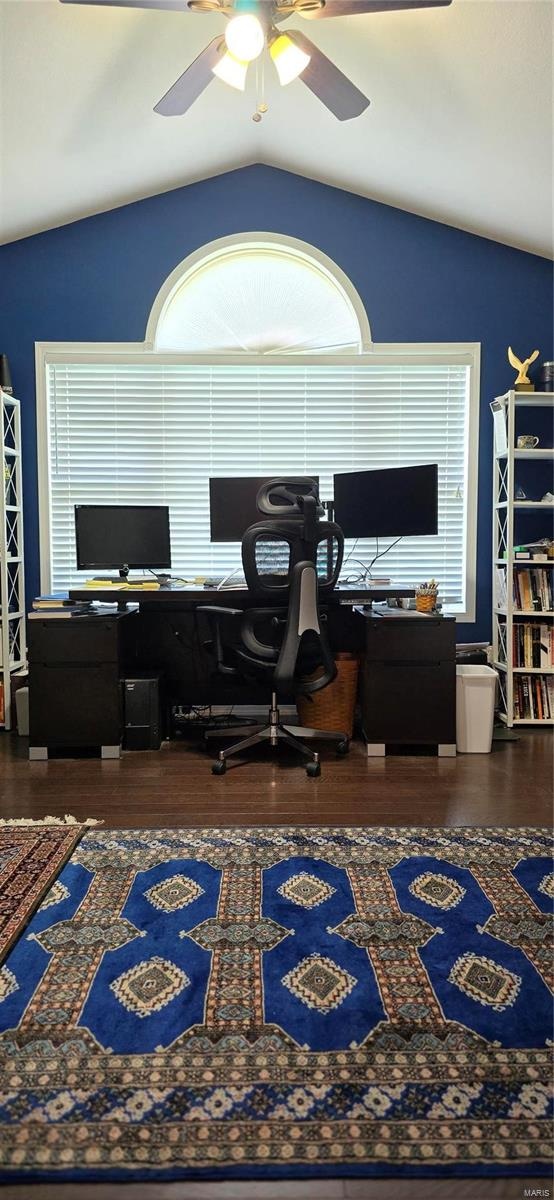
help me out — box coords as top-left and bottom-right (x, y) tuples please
(0, 825), (552, 1183)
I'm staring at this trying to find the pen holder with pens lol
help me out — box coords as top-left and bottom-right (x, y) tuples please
(415, 580), (439, 613)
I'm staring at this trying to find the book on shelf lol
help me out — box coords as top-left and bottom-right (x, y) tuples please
(513, 673), (553, 720)
(503, 541), (554, 560)
(512, 567), (554, 612)
(513, 623), (554, 667)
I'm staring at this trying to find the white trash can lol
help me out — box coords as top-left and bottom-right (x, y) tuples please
(456, 665), (497, 753)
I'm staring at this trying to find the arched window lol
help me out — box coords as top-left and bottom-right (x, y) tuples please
(148, 234), (371, 354)
(39, 235), (479, 621)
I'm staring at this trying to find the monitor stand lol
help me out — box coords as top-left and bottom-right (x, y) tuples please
(92, 565), (149, 585)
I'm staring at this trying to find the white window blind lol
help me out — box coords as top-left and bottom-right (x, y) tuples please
(46, 359), (471, 609)
(155, 246), (362, 353)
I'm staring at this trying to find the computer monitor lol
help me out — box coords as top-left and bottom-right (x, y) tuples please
(75, 505), (171, 576)
(333, 464), (438, 538)
(209, 476), (319, 542)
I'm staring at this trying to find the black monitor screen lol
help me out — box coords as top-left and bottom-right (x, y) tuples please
(210, 476), (319, 542)
(333, 465), (438, 538)
(75, 505), (171, 570)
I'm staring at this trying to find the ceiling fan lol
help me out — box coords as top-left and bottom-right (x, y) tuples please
(60, 0), (452, 122)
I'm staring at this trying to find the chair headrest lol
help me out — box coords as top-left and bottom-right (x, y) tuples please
(256, 477), (324, 519)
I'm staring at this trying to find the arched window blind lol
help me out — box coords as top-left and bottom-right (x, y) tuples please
(45, 357), (472, 611)
(154, 243), (363, 353)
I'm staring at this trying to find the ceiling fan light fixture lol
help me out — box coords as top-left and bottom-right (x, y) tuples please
(187, 1), (223, 11)
(270, 33), (311, 86)
(225, 14), (265, 63)
(212, 46), (248, 91)
(293, 0), (324, 12)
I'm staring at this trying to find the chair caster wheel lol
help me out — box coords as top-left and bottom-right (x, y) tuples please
(336, 739), (350, 756)
(306, 762), (321, 778)
(212, 760), (226, 775)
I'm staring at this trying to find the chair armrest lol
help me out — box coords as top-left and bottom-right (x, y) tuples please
(241, 607), (285, 662)
(201, 606), (242, 675)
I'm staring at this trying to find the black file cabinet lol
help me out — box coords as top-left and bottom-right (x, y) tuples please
(28, 611), (137, 759)
(359, 613), (456, 756)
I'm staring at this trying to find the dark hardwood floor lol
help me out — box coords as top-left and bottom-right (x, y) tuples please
(1, 727), (552, 1200)
(1, 726), (553, 828)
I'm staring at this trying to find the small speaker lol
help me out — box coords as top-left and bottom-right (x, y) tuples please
(123, 674), (161, 751)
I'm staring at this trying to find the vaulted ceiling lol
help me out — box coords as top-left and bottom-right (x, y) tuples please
(0, 0), (552, 255)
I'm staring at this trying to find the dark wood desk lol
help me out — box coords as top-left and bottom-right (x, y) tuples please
(31, 586), (440, 760)
(68, 583), (415, 608)
(64, 585), (413, 713)
(66, 586), (418, 713)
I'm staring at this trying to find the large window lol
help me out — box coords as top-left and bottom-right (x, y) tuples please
(151, 239), (366, 354)
(37, 236), (479, 619)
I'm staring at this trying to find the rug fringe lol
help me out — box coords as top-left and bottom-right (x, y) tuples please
(0, 815), (102, 827)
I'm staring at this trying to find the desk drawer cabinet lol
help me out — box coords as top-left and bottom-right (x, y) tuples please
(364, 619), (454, 663)
(28, 612), (136, 758)
(30, 620), (121, 665)
(360, 614), (456, 755)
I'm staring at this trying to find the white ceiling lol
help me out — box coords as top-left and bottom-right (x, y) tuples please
(0, 0), (552, 255)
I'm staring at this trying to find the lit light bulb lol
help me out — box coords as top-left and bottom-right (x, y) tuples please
(270, 33), (310, 86)
(212, 47), (248, 91)
(225, 14), (264, 63)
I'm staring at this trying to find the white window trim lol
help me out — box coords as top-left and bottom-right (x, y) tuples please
(35, 340), (480, 621)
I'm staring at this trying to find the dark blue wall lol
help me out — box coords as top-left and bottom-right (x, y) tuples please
(1, 164), (552, 638)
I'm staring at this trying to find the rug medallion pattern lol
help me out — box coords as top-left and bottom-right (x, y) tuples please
(0, 826), (552, 1181)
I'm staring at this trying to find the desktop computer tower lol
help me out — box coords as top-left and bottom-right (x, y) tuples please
(123, 674), (162, 751)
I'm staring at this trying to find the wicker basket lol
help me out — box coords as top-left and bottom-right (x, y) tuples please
(415, 587), (438, 613)
(297, 652), (360, 738)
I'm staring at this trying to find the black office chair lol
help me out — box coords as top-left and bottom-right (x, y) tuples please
(203, 478), (349, 777)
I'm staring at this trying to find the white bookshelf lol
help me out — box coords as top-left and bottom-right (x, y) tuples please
(1, 391), (26, 731)
(491, 390), (554, 726)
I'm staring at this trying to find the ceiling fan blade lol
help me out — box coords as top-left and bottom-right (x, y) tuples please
(288, 30), (369, 121)
(60, 0), (189, 11)
(300, 0), (452, 17)
(154, 35), (222, 115)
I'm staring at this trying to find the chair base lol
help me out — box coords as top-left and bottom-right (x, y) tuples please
(207, 694), (349, 776)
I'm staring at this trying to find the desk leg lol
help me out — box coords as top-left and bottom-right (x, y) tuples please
(101, 745), (121, 760)
(438, 743), (456, 757)
(366, 743), (386, 757)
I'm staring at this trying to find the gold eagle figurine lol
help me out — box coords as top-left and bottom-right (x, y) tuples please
(508, 346), (540, 390)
